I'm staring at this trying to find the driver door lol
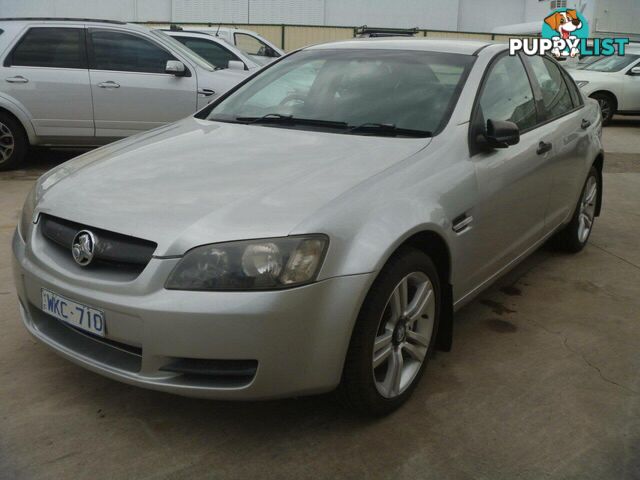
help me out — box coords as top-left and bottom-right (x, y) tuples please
(459, 53), (554, 293)
(87, 28), (197, 138)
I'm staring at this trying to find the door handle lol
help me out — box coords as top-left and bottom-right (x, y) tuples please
(581, 119), (592, 130)
(98, 81), (120, 89)
(5, 75), (28, 84)
(536, 141), (552, 155)
(198, 88), (215, 97)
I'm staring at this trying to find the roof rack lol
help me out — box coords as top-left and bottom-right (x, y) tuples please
(0, 17), (126, 25)
(355, 25), (420, 38)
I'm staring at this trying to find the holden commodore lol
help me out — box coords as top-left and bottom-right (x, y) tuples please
(12, 39), (603, 415)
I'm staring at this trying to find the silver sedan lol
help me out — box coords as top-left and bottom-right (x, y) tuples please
(12, 39), (603, 415)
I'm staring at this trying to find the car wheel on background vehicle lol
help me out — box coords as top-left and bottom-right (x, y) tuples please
(552, 166), (600, 253)
(340, 247), (440, 416)
(0, 112), (27, 171)
(590, 92), (615, 125)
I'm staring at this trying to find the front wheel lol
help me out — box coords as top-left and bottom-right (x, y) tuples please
(340, 247), (440, 416)
(552, 166), (600, 253)
(590, 93), (615, 125)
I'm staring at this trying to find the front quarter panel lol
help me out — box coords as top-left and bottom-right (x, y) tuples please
(292, 125), (477, 292)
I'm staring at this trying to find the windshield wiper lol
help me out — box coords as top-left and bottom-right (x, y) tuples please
(235, 114), (348, 129)
(346, 123), (432, 138)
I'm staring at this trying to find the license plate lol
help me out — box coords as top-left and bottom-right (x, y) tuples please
(41, 289), (106, 337)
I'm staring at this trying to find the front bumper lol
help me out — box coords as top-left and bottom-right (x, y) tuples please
(12, 230), (374, 400)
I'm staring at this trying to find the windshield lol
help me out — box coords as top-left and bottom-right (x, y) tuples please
(584, 54), (640, 72)
(199, 48), (474, 137)
(151, 30), (215, 71)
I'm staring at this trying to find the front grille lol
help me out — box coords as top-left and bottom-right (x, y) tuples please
(40, 214), (157, 273)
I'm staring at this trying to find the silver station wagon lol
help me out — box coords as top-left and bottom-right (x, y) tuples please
(12, 39), (603, 415)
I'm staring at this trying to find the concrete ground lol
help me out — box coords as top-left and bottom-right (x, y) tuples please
(1, 118), (639, 480)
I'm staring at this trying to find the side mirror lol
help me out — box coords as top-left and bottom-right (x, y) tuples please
(227, 60), (246, 71)
(165, 60), (186, 76)
(483, 119), (520, 149)
(629, 66), (640, 76)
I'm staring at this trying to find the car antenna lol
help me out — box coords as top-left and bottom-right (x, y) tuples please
(215, 23), (221, 37)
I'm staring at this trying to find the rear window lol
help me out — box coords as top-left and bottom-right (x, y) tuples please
(7, 27), (87, 69)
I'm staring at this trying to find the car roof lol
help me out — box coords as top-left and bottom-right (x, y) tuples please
(306, 38), (492, 55)
(0, 17), (127, 26)
(0, 17), (156, 33)
(166, 30), (229, 41)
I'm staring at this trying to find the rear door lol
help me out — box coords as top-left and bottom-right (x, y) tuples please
(87, 28), (197, 138)
(524, 55), (589, 229)
(1, 25), (94, 138)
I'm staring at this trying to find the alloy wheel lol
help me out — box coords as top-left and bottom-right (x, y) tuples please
(0, 122), (15, 163)
(578, 175), (597, 243)
(597, 98), (612, 121)
(372, 271), (435, 398)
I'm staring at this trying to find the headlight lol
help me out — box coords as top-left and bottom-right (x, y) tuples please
(165, 235), (328, 291)
(576, 81), (589, 88)
(18, 185), (37, 242)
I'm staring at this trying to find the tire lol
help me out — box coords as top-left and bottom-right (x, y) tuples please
(552, 166), (600, 253)
(340, 247), (440, 416)
(590, 92), (615, 125)
(0, 112), (28, 171)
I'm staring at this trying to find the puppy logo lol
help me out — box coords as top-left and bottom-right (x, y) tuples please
(510, 9), (627, 59)
(542, 8), (589, 58)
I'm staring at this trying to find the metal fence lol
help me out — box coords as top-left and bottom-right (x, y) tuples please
(144, 22), (539, 51)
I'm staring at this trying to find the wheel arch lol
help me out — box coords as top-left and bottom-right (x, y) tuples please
(589, 90), (618, 112)
(0, 101), (35, 145)
(385, 229), (455, 352)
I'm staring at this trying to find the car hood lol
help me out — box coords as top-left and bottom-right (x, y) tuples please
(37, 118), (430, 256)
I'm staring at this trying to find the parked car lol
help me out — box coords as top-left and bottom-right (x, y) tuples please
(0, 18), (252, 170)
(165, 29), (260, 72)
(173, 25), (284, 66)
(13, 39), (603, 415)
(569, 47), (640, 123)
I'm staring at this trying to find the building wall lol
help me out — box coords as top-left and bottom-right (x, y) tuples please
(593, 0), (640, 35)
(0, 0), (637, 34)
(324, 0), (461, 30)
(458, 0), (526, 32)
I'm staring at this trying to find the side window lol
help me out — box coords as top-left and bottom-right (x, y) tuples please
(89, 31), (175, 74)
(174, 37), (240, 69)
(527, 56), (574, 118)
(8, 27), (86, 69)
(235, 33), (269, 57)
(479, 54), (537, 131)
(561, 68), (583, 108)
